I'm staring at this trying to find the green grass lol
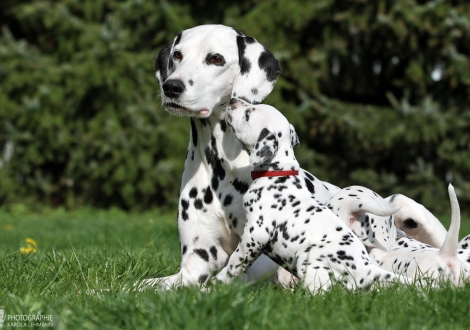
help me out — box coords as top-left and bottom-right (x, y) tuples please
(1, 207), (470, 330)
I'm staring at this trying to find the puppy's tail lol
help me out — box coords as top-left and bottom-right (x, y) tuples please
(439, 184), (460, 260)
(355, 204), (401, 218)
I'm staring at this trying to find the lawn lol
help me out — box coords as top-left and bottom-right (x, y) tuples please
(1, 206), (470, 330)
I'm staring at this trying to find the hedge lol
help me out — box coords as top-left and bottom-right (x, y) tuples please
(1, 0), (470, 213)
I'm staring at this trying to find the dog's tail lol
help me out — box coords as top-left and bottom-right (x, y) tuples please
(353, 204), (401, 218)
(327, 196), (401, 225)
(439, 184), (460, 260)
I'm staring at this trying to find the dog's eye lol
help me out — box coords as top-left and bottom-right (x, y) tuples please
(206, 54), (225, 66)
(210, 55), (223, 64)
(173, 51), (183, 61)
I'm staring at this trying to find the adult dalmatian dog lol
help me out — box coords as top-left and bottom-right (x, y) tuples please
(143, 25), (339, 289)
(212, 98), (409, 291)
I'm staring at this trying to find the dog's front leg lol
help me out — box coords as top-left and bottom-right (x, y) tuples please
(214, 225), (269, 284)
(137, 242), (230, 290)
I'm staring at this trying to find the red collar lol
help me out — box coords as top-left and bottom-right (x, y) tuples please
(251, 170), (299, 180)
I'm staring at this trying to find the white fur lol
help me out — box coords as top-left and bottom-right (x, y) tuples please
(385, 193), (447, 248)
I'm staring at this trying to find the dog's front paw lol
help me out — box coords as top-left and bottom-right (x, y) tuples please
(200, 275), (224, 293)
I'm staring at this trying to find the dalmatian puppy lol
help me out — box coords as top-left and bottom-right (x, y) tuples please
(385, 192), (470, 269)
(391, 235), (470, 273)
(396, 231), (470, 270)
(142, 25), (339, 289)
(326, 186), (401, 256)
(385, 193), (447, 248)
(332, 185), (470, 285)
(213, 99), (409, 292)
(381, 185), (470, 284)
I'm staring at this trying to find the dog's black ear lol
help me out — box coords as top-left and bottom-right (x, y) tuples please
(155, 31), (184, 85)
(155, 41), (173, 85)
(289, 124), (300, 148)
(249, 128), (279, 166)
(232, 36), (281, 105)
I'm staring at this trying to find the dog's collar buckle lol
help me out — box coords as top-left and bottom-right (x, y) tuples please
(251, 170), (299, 180)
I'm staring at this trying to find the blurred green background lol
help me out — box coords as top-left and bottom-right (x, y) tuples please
(1, 0), (470, 213)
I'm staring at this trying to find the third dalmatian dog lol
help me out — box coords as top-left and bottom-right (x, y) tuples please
(328, 185), (470, 285)
(381, 186), (470, 285)
(213, 98), (410, 291)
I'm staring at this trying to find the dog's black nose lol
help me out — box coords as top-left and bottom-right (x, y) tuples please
(163, 79), (185, 98)
(229, 98), (238, 105)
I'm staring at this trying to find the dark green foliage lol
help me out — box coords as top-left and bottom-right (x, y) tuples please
(0, 0), (191, 209)
(1, 0), (470, 212)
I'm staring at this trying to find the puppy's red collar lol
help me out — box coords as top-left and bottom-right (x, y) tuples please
(251, 170), (299, 180)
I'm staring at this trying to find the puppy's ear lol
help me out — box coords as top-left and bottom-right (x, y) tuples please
(232, 36), (281, 105)
(289, 124), (300, 148)
(155, 32), (182, 85)
(249, 128), (279, 166)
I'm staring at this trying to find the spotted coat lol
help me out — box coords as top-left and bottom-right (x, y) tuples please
(214, 99), (409, 292)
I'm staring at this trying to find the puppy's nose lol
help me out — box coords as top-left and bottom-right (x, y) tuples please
(163, 79), (185, 98)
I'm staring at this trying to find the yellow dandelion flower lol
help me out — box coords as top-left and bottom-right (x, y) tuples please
(25, 238), (37, 248)
(20, 247), (37, 254)
(20, 238), (38, 254)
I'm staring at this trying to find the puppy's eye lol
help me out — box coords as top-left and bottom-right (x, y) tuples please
(206, 54), (225, 66)
(173, 51), (182, 61)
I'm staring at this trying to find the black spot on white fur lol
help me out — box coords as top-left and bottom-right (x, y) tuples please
(189, 187), (198, 198)
(190, 118), (198, 147)
(210, 246), (218, 260)
(205, 135), (226, 191)
(258, 49), (281, 82)
(403, 218), (418, 229)
(203, 186), (213, 204)
(194, 249), (209, 262)
(237, 36), (254, 75)
(224, 194), (233, 206)
(181, 199), (189, 221)
(232, 179), (249, 194)
(198, 274), (208, 283)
